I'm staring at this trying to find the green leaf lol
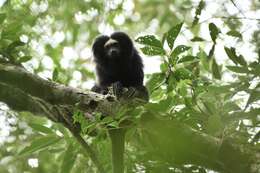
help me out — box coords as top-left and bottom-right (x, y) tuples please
(224, 47), (247, 66)
(161, 32), (167, 45)
(198, 48), (209, 71)
(207, 85), (230, 94)
(136, 35), (165, 56)
(171, 45), (190, 58)
(208, 44), (215, 58)
(173, 68), (193, 81)
(190, 36), (205, 42)
(192, 0), (205, 27)
(18, 56), (32, 63)
(207, 115), (222, 135)
(145, 96), (174, 113)
(209, 23), (220, 43)
(0, 13), (6, 25)
(101, 116), (114, 124)
(237, 55), (247, 66)
(135, 35), (163, 48)
(226, 30), (242, 39)
(166, 23), (183, 49)
(108, 121), (119, 128)
(29, 123), (54, 134)
(60, 144), (77, 173)
(212, 58), (221, 79)
(250, 63), (260, 76)
(2, 23), (22, 40)
(7, 41), (26, 52)
(226, 66), (248, 73)
(224, 47), (237, 64)
(146, 73), (165, 91)
(245, 91), (260, 109)
(52, 68), (59, 81)
(140, 46), (165, 56)
(178, 55), (198, 63)
(19, 135), (61, 155)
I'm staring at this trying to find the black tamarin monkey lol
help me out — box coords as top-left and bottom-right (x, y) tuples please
(91, 32), (148, 173)
(91, 31), (147, 97)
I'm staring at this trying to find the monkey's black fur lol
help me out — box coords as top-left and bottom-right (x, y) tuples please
(91, 32), (144, 95)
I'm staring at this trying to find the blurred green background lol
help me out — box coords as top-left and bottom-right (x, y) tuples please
(0, 0), (259, 173)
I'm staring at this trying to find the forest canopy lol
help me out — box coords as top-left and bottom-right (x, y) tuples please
(0, 0), (259, 173)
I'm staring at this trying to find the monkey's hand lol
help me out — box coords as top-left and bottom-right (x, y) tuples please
(91, 84), (109, 95)
(110, 81), (126, 98)
(110, 82), (149, 102)
(126, 86), (149, 102)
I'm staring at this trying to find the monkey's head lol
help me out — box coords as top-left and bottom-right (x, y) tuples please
(92, 32), (134, 63)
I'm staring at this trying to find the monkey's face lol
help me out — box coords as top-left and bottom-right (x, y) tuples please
(104, 38), (121, 58)
(92, 32), (134, 63)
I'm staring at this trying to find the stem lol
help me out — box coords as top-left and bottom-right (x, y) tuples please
(109, 128), (126, 173)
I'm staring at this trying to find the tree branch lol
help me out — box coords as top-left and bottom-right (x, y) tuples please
(0, 81), (105, 173)
(0, 63), (120, 115)
(0, 62), (257, 172)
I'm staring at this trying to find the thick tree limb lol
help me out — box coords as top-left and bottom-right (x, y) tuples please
(0, 82), (105, 173)
(140, 114), (256, 173)
(0, 63), (120, 115)
(0, 63), (258, 173)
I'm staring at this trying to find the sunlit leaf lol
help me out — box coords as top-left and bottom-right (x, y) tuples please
(52, 68), (59, 81)
(227, 30), (243, 39)
(173, 68), (193, 81)
(178, 55), (198, 63)
(18, 56), (32, 63)
(60, 144), (77, 173)
(237, 55), (247, 66)
(171, 45), (190, 58)
(19, 135), (61, 155)
(145, 96), (174, 113)
(0, 13), (6, 25)
(208, 44), (215, 58)
(250, 64), (260, 76)
(166, 23), (183, 49)
(108, 121), (119, 128)
(7, 40), (25, 52)
(29, 123), (54, 134)
(2, 23), (22, 40)
(207, 115), (222, 135)
(224, 47), (247, 66)
(146, 72), (165, 91)
(135, 35), (163, 48)
(212, 58), (221, 79)
(140, 46), (165, 56)
(226, 66), (248, 73)
(192, 0), (205, 27)
(191, 36), (205, 42)
(209, 23), (220, 43)
(207, 85), (230, 94)
(198, 48), (209, 71)
(245, 91), (260, 109)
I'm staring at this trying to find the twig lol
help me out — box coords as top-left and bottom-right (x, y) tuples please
(214, 16), (260, 21)
(54, 107), (105, 173)
(229, 0), (246, 17)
